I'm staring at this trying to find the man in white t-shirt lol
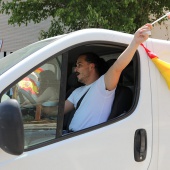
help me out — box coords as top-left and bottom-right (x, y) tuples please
(64, 24), (152, 132)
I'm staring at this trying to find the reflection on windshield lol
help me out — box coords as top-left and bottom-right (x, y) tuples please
(0, 37), (61, 75)
(4, 55), (62, 148)
(1, 93), (10, 102)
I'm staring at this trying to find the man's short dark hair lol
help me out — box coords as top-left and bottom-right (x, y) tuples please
(78, 52), (109, 76)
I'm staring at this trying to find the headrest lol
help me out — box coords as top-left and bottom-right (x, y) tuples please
(106, 59), (117, 68)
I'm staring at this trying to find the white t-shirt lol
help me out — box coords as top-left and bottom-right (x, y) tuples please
(68, 75), (116, 131)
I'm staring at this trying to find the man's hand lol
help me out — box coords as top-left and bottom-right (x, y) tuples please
(133, 23), (152, 46)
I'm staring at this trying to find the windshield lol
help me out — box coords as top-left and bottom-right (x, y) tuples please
(0, 36), (63, 75)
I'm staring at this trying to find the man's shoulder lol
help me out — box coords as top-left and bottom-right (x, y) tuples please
(72, 75), (104, 94)
(94, 75), (105, 86)
(71, 85), (86, 95)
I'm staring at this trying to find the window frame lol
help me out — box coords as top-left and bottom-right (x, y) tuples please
(0, 40), (141, 151)
(24, 41), (141, 151)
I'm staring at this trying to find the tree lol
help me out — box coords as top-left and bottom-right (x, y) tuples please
(0, 0), (170, 39)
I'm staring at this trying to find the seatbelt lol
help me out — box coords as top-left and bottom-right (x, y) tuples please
(76, 88), (90, 110)
(63, 88), (90, 131)
(67, 88), (90, 132)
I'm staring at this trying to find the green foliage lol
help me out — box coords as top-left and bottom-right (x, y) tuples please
(0, 0), (170, 39)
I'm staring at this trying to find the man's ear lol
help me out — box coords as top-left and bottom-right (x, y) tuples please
(89, 63), (95, 70)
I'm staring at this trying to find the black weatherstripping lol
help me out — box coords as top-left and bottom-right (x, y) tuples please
(56, 53), (68, 138)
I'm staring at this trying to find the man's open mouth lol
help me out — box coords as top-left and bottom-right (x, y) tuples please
(75, 72), (80, 76)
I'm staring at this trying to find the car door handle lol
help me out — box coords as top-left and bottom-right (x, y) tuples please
(134, 129), (147, 162)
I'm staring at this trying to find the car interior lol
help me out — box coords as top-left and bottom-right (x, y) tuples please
(63, 42), (139, 131)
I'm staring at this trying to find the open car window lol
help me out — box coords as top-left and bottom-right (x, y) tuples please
(64, 43), (138, 132)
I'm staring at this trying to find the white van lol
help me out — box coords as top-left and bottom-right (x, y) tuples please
(0, 28), (170, 170)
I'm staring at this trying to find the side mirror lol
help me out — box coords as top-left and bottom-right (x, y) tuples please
(0, 99), (24, 155)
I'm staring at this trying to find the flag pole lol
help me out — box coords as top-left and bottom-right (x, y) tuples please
(151, 12), (170, 26)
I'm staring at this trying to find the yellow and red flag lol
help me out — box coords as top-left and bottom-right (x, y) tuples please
(35, 67), (44, 74)
(18, 77), (38, 94)
(141, 44), (170, 89)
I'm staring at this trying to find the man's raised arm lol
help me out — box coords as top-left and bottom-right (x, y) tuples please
(104, 24), (152, 91)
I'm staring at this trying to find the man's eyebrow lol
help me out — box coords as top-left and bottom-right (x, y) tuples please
(76, 61), (82, 64)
